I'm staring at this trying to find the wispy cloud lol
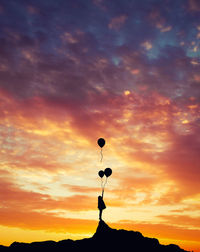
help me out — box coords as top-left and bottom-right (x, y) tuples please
(0, 0), (200, 251)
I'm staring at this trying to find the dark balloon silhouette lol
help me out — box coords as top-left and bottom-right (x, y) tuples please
(97, 138), (106, 162)
(97, 139), (112, 221)
(98, 168), (112, 220)
(97, 138), (105, 148)
(98, 170), (104, 178)
(104, 168), (112, 177)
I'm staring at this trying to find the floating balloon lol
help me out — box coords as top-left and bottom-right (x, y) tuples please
(97, 138), (106, 162)
(97, 138), (105, 148)
(98, 170), (104, 178)
(104, 168), (112, 177)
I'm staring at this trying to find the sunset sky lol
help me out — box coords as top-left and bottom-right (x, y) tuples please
(0, 0), (200, 251)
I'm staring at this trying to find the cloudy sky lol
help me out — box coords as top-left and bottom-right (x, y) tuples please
(0, 0), (200, 251)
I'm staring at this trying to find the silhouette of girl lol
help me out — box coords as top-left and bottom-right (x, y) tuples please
(98, 194), (106, 220)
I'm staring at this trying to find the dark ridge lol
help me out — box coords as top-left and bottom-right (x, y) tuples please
(0, 221), (191, 252)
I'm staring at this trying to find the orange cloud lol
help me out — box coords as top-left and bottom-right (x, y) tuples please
(108, 15), (127, 30)
(130, 69), (140, 75)
(141, 41), (152, 50)
(156, 22), (172, 33)
(0, 2), (200, 251)
(0, 177), (97, 212)
(0, 208), (97, 234)
(158, 215), (200, 229)
(193, 74), (200, 82)
(188, 0), (200, 11)
(0, 78), (200, 252)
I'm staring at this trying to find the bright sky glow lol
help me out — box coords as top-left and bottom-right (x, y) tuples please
(0, 1), (200, 251)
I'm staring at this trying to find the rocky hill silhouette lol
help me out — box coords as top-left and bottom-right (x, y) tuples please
(0, 220), (190, 252)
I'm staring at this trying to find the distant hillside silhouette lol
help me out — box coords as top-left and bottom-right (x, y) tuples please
(0, 221), (190, 252)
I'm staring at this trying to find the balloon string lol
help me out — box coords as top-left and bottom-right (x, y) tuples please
(100, 148), (103, 162)
(101, 178), (107, 198)
(101, 178), (104, 190)
(100, 177), (107, 194)
(103, 177), (108, 188)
